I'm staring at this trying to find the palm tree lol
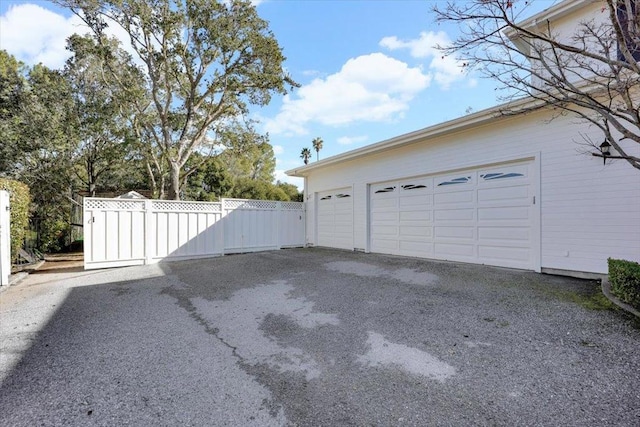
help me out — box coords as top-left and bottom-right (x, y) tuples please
(300, 147), (312, 165)
(312, 137), (323, 161)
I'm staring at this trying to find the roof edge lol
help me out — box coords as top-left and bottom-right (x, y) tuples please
(286, 96), (540, 177)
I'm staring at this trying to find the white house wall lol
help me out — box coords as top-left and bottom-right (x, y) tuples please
(304, 109), (640, 274)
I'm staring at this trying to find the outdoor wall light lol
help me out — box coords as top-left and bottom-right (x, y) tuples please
(599, 140), (611, 164)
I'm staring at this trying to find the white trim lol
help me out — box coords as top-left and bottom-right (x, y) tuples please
(366, 183), (372, 253)
(0, 191), (10, 286)
(532, 153), (542, 272)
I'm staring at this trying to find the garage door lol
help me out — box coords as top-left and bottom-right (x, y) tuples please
(317, 188), (353, 250)
(370, 161), (536, 270)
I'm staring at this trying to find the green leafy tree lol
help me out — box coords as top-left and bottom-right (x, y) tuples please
(65, 34), (142, 196)
(232, 177), (290, 201)
(312, 137), (323, 161)
(59, 0), (297, 199)
(275, 181), (302, 202)
(183, 154), (233, 201)
(218, 121), (276, 183)
(0, 51), (29, 174)
(22, 64), (77, 252)
(0, 55), (78, 252)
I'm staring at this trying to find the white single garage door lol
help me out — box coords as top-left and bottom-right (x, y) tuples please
(317, 188), (353, 250)
(370, 161), (536, 270)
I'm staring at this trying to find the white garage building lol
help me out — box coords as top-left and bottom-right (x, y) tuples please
(287, 2), (640, 277)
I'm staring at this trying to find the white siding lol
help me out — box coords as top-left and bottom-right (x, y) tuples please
(305, 110), (640, 274)
(0, 191), (10, 286)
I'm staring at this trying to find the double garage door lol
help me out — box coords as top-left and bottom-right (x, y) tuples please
(317, 160), (537, 270)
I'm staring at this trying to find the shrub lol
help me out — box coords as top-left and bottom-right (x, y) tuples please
(608, 258), (640, 310)
(0, 179), (31, 261)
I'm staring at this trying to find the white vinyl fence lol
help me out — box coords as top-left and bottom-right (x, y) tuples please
(83, 197), (305, 270)
(0, 191), (10, 286)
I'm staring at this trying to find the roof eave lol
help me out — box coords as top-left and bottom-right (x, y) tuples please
(286, 96), (540, 177)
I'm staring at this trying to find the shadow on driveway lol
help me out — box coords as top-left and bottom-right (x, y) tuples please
(1, 248), (638, 426)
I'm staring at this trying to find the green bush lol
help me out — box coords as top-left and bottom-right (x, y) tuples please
(608, 258), (640, 310)
(0, 179), (31, 261)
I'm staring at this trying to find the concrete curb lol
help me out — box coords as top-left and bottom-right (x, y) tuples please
(601, 278), (640, 318)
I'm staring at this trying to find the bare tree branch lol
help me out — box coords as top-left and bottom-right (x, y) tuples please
(433, 0), (640, 171)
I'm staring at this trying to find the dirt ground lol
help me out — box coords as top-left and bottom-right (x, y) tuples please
(36, 253), (84, 273)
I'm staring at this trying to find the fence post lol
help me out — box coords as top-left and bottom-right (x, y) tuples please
(0, 191), (10, 286)
(276, 201), (282, 250)
(220, 198), (227, 255)
(144, 199), (153, 265)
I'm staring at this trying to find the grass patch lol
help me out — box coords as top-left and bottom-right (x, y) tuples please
(549, 288), (615, 311)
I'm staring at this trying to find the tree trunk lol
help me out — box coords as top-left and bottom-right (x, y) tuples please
(145, 161), (158, 198)
(168, 161), (181, 200)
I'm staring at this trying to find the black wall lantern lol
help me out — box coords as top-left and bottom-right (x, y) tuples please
(599, 140), (611, 164)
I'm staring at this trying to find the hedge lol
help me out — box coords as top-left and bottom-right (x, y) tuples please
(0, 178), (30, 262)
(608, 258), (640, 310)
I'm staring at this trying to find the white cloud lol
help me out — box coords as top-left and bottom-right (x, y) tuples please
(272, 145), (284, 155)
(264, 53), (430, 136)
(0, 3), (144, 69)
(337, 135), (368, 145)
(0, 4), (87, 69)
(380, 31), (472, 90)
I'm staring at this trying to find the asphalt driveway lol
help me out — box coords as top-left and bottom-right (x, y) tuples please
(1, 248), (639, 426)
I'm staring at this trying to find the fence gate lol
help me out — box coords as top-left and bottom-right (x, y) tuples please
(84, 197), (305, 270)
(0, 191), (9, 286)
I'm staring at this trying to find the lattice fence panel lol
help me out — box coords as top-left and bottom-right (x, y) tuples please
(152, 200), (222, 213)
(281, 202), (304, 210)
(224, 199), (278, 210)
(84, 198), (146, 211)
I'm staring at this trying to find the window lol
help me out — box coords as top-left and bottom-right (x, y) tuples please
(617, 0), (640, 62)
(374, 186), (396, 194)
(401, 184), (427, 190)
(437, 176), (471, 186)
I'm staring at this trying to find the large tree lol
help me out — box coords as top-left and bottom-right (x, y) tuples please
(64, 34), (143, 196)
(183, 120), (284, 200)
(0, 53), (79, 251)
(0, 51), (29, 174)
(434, 0), (640, 170)
(59, 0), (296, 199)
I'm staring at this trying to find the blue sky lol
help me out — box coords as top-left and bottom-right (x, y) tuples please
(0, 0), (557, 188)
